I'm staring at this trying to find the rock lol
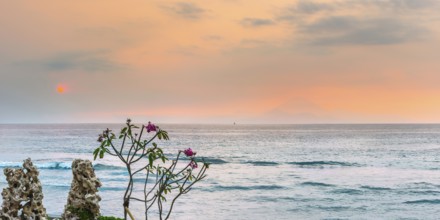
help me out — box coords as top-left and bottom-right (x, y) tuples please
(62, 159), (101, 220)
(0, 158), (47, 220)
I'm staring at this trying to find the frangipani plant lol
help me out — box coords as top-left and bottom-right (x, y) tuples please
(93, 119), (209, 220)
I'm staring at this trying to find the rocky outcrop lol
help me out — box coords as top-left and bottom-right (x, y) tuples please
(62, 159), (101, 220)
(0, 158), (47, 220)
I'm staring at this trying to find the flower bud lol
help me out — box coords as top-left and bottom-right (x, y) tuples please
(183, 148), (196, 157)
(145, 121), (157, 133)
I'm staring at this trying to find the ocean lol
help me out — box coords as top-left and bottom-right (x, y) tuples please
(1, 124), (440, 219)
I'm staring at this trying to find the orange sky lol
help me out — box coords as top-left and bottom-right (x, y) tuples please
(1, 0), (440, 123)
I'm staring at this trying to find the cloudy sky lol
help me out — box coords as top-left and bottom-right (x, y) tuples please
(1, 0), (440, 123)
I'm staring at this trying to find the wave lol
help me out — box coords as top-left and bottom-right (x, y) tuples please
(100, 186), (127, 191)
(408, 182), (440, 188)
(215, 184), (284, 191)
(252, 185), (284, 190)
(0, 161), (124, 171)
(0, 162), (22, 168)
(407, 190), (440, 195)
(180, 157), (227, 164)
(93, 164), (125, 170)
(100, 177), (152, 184)
(0, 162), (71, 170)
(37, 183), (126, 191)
(41, 183), (71, 188)
(288, 161), (360, 167)
(360, 185), (392, 191)
(245, 161), (279, 166)
(301, 181), (335, 187)
(38, 162), (72, 169)
(404, 199), (440, 204)
(331, 189), (363, 195)
(313, 205), (351, 211)
(198, 157), (228, 164)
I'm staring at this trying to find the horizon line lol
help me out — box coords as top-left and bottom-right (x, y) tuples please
(2, 122), (440, 125)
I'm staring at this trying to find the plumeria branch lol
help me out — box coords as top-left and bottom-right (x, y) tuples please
(93, 119), (209, 220)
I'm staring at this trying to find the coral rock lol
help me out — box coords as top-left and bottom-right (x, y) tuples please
(62, 159), (101, 220)
(0, 158), (47, 220)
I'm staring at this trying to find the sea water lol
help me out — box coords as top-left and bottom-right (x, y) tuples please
(0, 124), (440, 219)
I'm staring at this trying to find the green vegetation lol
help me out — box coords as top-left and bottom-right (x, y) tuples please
(98, 216), (124, 220)
(47, 215), (123, 220)
(67, 206), (94, 220)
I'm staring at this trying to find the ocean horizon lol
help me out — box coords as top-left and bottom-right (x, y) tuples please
(1, 123), (440, 219)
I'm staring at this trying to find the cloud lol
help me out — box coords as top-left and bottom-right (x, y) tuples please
(375, 0), (439, 10)
(277, 0), (439, 46)
(240, 18), (275, 27)
(17, 51), (126, 73)
(303, 16), (427, 46)
(283, 0), (439, 15)
(292, 0), (333, 14)
(163, 2), (205, 20)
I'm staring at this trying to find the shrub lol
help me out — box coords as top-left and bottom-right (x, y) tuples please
(66, 206), (94, 220)
(93, 119), (209, 220)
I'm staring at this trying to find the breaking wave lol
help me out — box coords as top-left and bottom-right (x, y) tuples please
(0, 161), (124, 170)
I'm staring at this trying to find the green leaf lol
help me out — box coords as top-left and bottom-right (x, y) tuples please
(93, 148), (100, 160)
(159, 130), (170, 140)
(99, 149), (105, 159)
(152, 142), (157, 148)
(148, 153), (154, 167)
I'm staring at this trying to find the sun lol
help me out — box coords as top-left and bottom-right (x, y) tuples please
(56, 84), (66, 94)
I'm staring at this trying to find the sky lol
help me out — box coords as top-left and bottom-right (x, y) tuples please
(1, 0), (440, 124)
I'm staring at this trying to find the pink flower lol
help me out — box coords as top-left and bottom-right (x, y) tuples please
(145, 121), (157, 133)
(189, 161), (198, 169)
(183, 148), (196, 157)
